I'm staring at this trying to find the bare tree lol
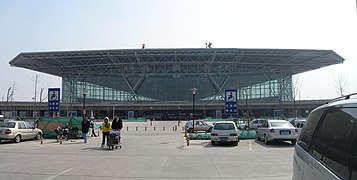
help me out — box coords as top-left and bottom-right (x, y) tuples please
(239, 86), (252, 128)
(268, 77), (290, 119)
(32, 74), (48, 117)
(5, 83), (16, 118)
(334, 74), (348, 97)
(291, 76), (301, 117)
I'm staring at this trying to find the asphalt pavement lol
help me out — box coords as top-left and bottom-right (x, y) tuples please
(0, 121), (295, 180)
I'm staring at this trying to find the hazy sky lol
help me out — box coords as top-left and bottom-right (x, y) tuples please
(0, 0), (356, 101)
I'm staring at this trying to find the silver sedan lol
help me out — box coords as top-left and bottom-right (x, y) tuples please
(256, 120), (298, 145)
(0, 120), (42, 143)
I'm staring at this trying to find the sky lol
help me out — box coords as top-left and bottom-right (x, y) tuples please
(0, 0), (356, 101)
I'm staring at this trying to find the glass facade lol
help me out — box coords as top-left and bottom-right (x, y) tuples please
(62, 79), (156, 103)
(62, 76), (292, 103)
(239, 77), (292, 101)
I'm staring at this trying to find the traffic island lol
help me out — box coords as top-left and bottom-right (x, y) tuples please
(239, 130), (257, 139)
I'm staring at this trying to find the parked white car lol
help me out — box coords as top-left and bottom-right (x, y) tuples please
(239, 118), (267, 130)
(288, 118), (306, 126)
(211, 121), (240, 146)
(185, 120), (213, 133)
(256, 120), (298, 145)
(0, 120), (42, 143)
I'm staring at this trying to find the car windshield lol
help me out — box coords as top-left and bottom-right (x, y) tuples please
(0, 122), (16, 128)
(270, 121), (293, 128)
(214, 123), (235, 130)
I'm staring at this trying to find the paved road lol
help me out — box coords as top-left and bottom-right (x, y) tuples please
(0, 121), (295, 180)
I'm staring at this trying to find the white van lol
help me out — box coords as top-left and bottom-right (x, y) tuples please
(293, 94), (357, 180)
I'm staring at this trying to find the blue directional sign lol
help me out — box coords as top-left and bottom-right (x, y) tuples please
(48, 88), (60, 112)
(225, 89), (238, 115)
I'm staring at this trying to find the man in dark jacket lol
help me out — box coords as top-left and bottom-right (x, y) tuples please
(111, 114), (123, 142)
(81, 117), (90, 143)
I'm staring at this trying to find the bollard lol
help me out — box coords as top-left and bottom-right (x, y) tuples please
(186, 136), (189, 146)
(150, 121), (152, 126)
(145, 127), (147, 131)
(127, 126), (129, 131)
(173, 126), (175, 131)
(136, 126), (138, 131)
(163, 126), (165, 131)
(175, 125), (177, 131)
(40, 136), (44, 144)
(60, 137), (62, 145)
(154, 126), (156, 131)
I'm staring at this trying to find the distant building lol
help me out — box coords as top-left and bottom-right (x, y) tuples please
(9, 48), (344, 104)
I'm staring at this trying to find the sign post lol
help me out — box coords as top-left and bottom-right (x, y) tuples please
(225, 89), (238, 116)
(48, 88), (60, 117)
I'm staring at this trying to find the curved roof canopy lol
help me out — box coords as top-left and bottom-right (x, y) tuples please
(9, 48), (344, 101)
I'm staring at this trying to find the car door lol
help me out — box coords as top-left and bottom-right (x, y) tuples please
(17, 121), (28, 139)
(257, 120), (268, 138)
(350, 127), (357, 179)
(196, 121), (204, 131)
(25, 122), (36, 139)
(258, 120), (265, 128)
(303, 107), (355, 180)
(250, 120), (257, 128)
(202, 121), (210, 131)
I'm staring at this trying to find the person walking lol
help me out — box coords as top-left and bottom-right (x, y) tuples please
(101, 117), (111, 147)
(90, 118), (97, 137)
(111, 114), (123, 142)
(81, 117), (90, 143)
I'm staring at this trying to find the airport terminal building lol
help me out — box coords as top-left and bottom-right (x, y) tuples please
(8, 48), (344, 119)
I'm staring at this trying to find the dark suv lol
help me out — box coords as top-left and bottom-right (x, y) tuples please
(293, 93), (357, 180)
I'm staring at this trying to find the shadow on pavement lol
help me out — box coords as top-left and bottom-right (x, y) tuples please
(81, 146), (122, 151)
(254, 139), (295, 148)
(203, 142), (237, 148)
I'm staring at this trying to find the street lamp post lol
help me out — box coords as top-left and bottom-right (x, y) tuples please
(191, 87), (198, 132)
(83, 88), (87, 117)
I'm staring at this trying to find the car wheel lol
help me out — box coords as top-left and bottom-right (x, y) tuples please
(14, 135), (21, 143)
(256, 133), (260, 141)
(264, 135), (270, 145)
(233, 141), (238, 146)
(211, 141), (215, 146)
(35, 132), (41, 140)
(291, 139), (296, 145)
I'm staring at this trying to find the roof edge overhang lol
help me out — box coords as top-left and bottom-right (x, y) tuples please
(9, 48), (345, 78)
